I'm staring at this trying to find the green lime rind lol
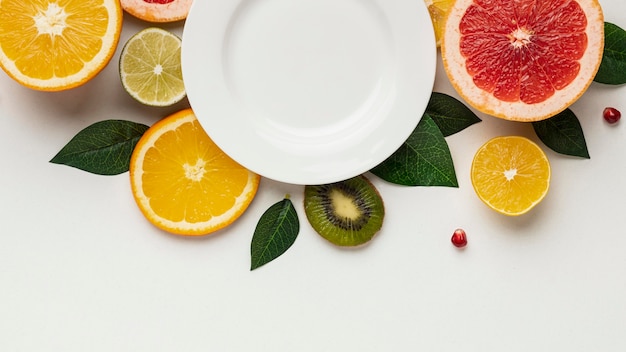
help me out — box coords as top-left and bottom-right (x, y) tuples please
(304, 175), (385, 247)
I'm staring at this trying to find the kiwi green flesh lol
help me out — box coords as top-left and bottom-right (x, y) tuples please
(304, 175), (384, 247)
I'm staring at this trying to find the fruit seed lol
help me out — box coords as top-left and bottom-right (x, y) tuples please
(603, 107), (621, 124)
(451, 229), (467, 248)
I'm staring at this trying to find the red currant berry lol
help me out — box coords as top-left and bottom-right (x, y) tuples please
(603, 107), (621, 124)
(451, 229), (467, 248)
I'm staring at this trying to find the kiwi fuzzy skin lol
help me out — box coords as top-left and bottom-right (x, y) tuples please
(304, 175), (385, 247)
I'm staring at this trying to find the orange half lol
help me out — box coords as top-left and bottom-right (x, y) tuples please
(0, 0), (122, 91)
(130, 109), (261, 236)
(471, 136), (551, 216)
(425, 0), (455, 47)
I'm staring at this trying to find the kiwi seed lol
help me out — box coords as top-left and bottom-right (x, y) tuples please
(304, 175), (385, 247)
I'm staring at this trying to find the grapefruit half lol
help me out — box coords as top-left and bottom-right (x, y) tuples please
(442, 0), (604, 122)
(121, 0), (193, 23)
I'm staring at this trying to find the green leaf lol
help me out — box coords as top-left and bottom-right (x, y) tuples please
(251, 197), (299, 271)
(370, 114), (458, 187)
(426, 92), (482, 136)
(50, 120), (149, 175)
(532, 109), (590, 158)
(594, 22), (626, 85)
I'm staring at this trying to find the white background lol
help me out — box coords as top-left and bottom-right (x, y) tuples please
(2, 1), (626, 351)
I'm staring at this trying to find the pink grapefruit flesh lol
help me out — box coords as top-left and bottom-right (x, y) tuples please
(442, 0), (604, 121)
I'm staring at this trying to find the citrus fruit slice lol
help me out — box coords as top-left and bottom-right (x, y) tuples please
(130, 109), (261, 236)
(425, 0), (454, 47)
(0, 0), (122, 91)
(442, 0), (604, 121)
(471, 136), (551, 216)
(119, 27), (186, 107)
(121, 0), (193, 23)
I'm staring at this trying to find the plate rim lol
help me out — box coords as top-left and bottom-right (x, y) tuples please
(182, 0), (437, 185)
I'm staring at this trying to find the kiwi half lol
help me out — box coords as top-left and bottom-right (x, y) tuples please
(304, 175), (385, 246)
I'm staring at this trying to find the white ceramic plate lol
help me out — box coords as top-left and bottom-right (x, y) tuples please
(182, 0), (436, 185)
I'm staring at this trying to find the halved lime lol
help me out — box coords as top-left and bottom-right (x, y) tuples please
(119, 27), (186, 107)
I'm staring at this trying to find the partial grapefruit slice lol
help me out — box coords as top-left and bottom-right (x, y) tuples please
(442, 0), (604, 122)
(121, 0), (193, 23)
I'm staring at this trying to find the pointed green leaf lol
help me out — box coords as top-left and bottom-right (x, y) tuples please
(50, 120), (149, 175)
(370, 114), (458, 187)
(532, 109), (590, 158)
(426, 92), (482, 136)
(251, 197), (299, 271)
(594, 22), (626, 85)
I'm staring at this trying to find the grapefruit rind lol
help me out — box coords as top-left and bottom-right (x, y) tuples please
(442, 0), (604, 122)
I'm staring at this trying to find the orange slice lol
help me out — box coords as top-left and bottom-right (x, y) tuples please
(121, 0), (193, 23)
(442, 0), (604, 121)
(425, 0), (455, 47)
(471, 136), (551, 216)
(130, 109), (261, 236)
(0, 0), (122, 91)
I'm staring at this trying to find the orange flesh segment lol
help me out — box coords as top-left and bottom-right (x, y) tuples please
(0, 0), (108, 80)
(459, 0), (588, 104)
(141, 119), (253, 224)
